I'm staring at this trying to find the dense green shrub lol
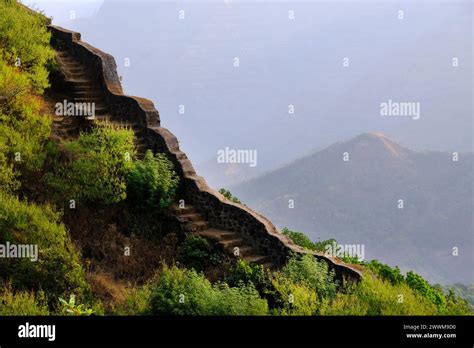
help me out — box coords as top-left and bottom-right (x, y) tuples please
(280, 254), (337, 300)
(320, 275), (438, 315)
(443, 283), (474, 307)
(0, 191), (89, 302)
(405, 271), (446, 310)
(366, 260), (404, 285)
(46, 122), (135, 205)
(127, 150), (179, 211)
(0, 58), (51, 176)
(0, 1), (54, 93)
(282, 228), (335, 253)
(149, 265), (268, 315)
(0, 150), (18, 192)
(115, 284), (152, 315)
(0, 286), (49, 315)
(177, 235), (212, 271)
(227, 259), (267, 287)
(271, 273), (318, 315)
(218, 188), (241, 204)
(441, 289), (472, 315)
(363, 261), (469, 313)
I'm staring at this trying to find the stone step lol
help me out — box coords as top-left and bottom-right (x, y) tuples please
(243, 255), (271, 265)
(66, 65), (84, 71)
(57, 58), (77, 66)
(73, 97), (104, 103)
(195, 229), (239, 242)
(56, 53), (73, 59)
(72, 86), (98, 93)
(237, 246), (254, 257)
(74, 89), (103, 96)
(179, 212), (203, 222)
(171, 205), (197, 215)
(68, 72), (89, 79)
(224, 244), (253, 257)
(221, 238), (245, 249)
(69, 81), (96, 89)
(63, 67), (83, 75)
(186, 220), (208, 232)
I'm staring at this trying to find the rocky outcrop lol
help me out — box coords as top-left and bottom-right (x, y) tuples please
(47, 24), (362, 285)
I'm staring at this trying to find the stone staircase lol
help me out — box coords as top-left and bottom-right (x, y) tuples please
(171, 204), (273, 268)
(54, 50), (148, 154)
(50, 45), (362, 282)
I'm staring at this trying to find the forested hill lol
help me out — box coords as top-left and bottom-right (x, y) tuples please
(233, 132), (473, 284)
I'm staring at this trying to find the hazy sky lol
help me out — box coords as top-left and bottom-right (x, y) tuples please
(24, 0), (473, 185)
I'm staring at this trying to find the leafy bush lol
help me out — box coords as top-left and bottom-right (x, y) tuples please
(0, 286), (49, 315)
(0, 1), (54, 93)
(149, 265), (268, 315)
(280, 254), (337, 300)
(0, 191), (89, 302)
(227, 259), (267, 287)
(443, 283), (474, 307)
(0, 150), (18, 192)
(405, 271), (446, 310)
(320, 276), (438, 315)
(177, 236), (212, 271)
(115, 284), (152, 315)
(282, 227), (335, 253)
(58, 294), (94, 316)
(442, 289), (472, 315)
(271, 273), (318, 315)
(127, 150), (179, 211)
(46, 122), (136, 205)
(366, 260), (404, 285)
(218, 188), (241, 204)
(0, 58), (51, 176)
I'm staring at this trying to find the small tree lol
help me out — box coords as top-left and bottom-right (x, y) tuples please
(46, 122), (136, 205)
(126, 150), (179, 211)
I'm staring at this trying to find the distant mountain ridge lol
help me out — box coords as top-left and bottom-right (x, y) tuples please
(232, 133), (473, 284)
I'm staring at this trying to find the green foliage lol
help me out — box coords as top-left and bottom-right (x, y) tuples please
(271, 273), (318, 315)
(320, 275), (438, 315)
(0, 191), (89, 302)
(280, 254), (337, 300)
(282, 227), (335, 253)
(0, 3), (52, 184)
(127, 150), (179, 211)
(58, 294), (94, 316)
(405, 271), (446, 310)
(0, 1), (54, 93)
(46, 122), (136, 205)
(0, 150), (18, 192)
(443, 283), (474, 307)
(177, 235), (221, 271)
(149, 265), (268, 315)
(115, 285), (152, 315)
(218, 188), (241, 204)
(0, 286), (49, 315)
(441, 289), (472, 315)
(0, 58), (51, 180)
(227, 259), (267, 287)
(319, 265), (472, 316)
(366, 260), (404, 285)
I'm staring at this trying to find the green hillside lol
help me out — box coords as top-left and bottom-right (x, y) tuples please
(0, 1), (471, 316)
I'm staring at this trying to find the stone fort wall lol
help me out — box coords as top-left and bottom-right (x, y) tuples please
(47, 24), (362, 284)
